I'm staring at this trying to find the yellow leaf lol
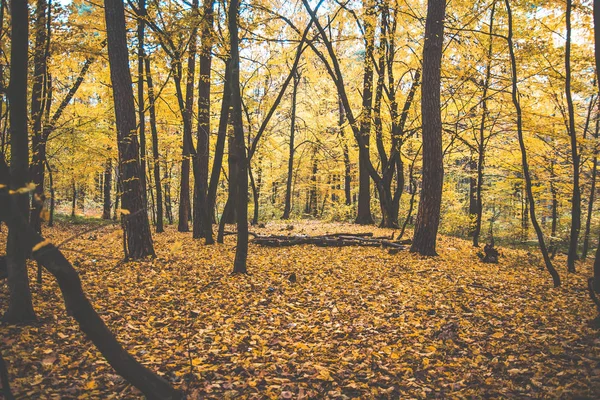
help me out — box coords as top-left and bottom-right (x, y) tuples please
(491, 332), (504, 339)
(85, 380), (98, 390)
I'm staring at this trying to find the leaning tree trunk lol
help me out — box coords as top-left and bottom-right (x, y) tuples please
(2, 0), (37, 323)
(410, 0), (446, 256)
(0, 159), (180, 400)
(229, 0), (249, 274)
(505, 0), (560, 287)
(104, 0), (155, 259)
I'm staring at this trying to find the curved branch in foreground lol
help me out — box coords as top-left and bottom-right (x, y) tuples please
(0, 158), (181, 400)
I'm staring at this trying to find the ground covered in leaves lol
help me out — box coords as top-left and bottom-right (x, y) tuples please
(1, 220), (599, 398)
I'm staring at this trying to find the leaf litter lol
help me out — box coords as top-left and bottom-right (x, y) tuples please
(1, 221), (599, 398)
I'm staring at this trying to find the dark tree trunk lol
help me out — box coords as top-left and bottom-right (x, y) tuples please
(193, 0), (214, 242)
(104, 0), (155, 259)
(164, 159), (173, 225)
(565, 0), (581, 273)
(176, 2), (199, 232)
(505, 0), (560, 287)
(221, 130), (238, 224)
(591, 0), (600, 295)
(2, 0), (37, 323)
(207, 63), (231, 223)
(145, 57), (164, 233)
(282, 71), (300, 219)
(102, 159), (112, 219)
(137, 0), (147, 205)
(338, 97), (352, 206)
(583, 113), (599, 259)
(473, 2), (495, 247)
(410, 0), (446, 256)
(30, 0), (48, 234)
(47, 158), (55, 227)
(0, 161), (180, 399)
(355, 1), (376, 225)
(308, 148), (318, 217)
(229, 0), (248, 274)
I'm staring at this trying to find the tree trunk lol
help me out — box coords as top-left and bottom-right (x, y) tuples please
(102, 159), (112, 219)
(30, 0), (48, 234)
(505, 0), (560, 287)
(207, 60), (232, 220)
(164, 158), (173, 225)
(338, 97), (352, 206)
(583, 114), (599, 259)
(137, 0), (147, 205)
(193, 0), (214, 242)
(104, 0), (155, 259)
(0, 161), (180, 399)
(221, 129), (238, 224)
(229, 0), (248, 274)
(2, 0), (37, 323)
(282, 70), (300, 219)
(410, 0), (446, 256)
(473, 1), (495, 247)
(145, 57), (164, 233)
(565, 0), (581, 273)
(354, 0), (376, 225)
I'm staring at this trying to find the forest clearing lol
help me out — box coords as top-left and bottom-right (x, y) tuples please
(2, 0), (600, 397)
(1, 221), (599, 398)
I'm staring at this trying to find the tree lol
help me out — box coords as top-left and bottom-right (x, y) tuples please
(504, 0), (560, 287)
(145, 57), (164, 233)
(2, 0), (37, 323)
(104, 0), (155, 259)
(229, 0), (248, 274)
(410, 0), (446, 256)
(193, 0), (215, 242)
(565, 0), (581, 273)
(282, 70), (301, 220)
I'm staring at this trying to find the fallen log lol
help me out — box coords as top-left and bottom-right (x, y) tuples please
(251, 234), (406, 250)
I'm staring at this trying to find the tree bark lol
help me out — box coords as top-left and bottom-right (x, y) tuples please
(504, 0), (560, 287)
(207, 60), (232, 219)
(472, 1), (496, 247)
(0, 162), (180, 399)
(282, 70), (300, 219)
(145, 57), (164, 233)
(565, 0), (581, 273)
(104, 0), (155, 259)
(354, 0), (376, 225)
(410, 0), (446, 256)
(2, 0), (37, 323)
(193, 0), (214, 242)
(102, 159), (112, 219)
(229, 0), (249, 274)
(30, 0), (49, 234)
(137, 0), (148, 205)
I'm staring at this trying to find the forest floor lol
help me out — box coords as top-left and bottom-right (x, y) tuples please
(1, 220), (599, 399)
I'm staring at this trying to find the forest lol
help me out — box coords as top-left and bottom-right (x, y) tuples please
(1, 0), (600, 397)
